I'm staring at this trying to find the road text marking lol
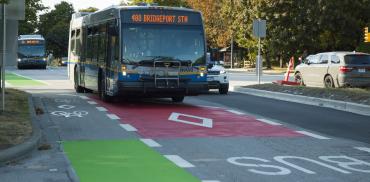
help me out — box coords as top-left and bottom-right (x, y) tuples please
(257, 118), (282, 126)
(107, 114), (120, 120)
(119, 124), (137, 131)
(296, 131), (330, 139)
(96, 107), (107, 112)
(164, 155), (195, 168)
(140, 139), (161, 147)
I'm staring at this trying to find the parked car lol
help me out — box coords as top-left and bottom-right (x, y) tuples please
(294, 52), (370, 88)
(207, 61), (229, 94)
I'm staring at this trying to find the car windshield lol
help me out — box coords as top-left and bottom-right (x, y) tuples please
(18, 45), (45, 58)
(122, 24), (205, 66)
(344, 55), (370, 65)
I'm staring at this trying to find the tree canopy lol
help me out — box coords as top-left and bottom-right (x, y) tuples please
(18, 0), (46, 34)
(79, 7), (98, 13)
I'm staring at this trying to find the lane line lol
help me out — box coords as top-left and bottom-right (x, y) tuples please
(4, 81), (12, 87)
(107, 114), (120, 120)
(226, 110), (245, 115)
(140, 139), (162, 147)
(96, 107), (107, 112)
(257, 118), (282, 126)
(119, 124), (137, 131)
(79, 96), (89, 100)
(296, 131), (330, 139)
(11, 72), (50, 85)
(87, 101), (97, 105)
(202, 181), (221, 182)
(164, 155), (195, 168)
(354, 147), (370, 153)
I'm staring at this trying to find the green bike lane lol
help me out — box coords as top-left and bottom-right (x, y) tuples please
(5, 72), (46, 87)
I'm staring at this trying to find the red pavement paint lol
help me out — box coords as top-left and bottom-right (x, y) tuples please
(91, 97), (304, 138)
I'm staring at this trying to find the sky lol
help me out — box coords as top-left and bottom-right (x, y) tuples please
(41, 0), (131, 11)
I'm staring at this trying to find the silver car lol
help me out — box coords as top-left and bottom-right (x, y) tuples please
(294, 52), (370, 88)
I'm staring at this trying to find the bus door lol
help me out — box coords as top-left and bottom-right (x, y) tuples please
(106, 21), (119, 94)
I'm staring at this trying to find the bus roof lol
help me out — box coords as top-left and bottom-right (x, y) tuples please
(18, 34), (45, 41)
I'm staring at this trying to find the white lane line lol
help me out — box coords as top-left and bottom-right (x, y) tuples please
(107, 114), (120, 120)
(257, 118), (282, 126)
(140, 139), (162, 147)
(354, 147), (370, 153)
(227, 110), (245, 115)
(79, 96), (89, 100)
(296, 130), (330, 140)
(4, 81), (12, 87)
(96, 107), (107, 112)
(87, 101), (97, 105)
(164, 155), (195, 168)
(119, 124), (137, 131)
(11, 72), (50, 85)
(202, 181), (220, 182)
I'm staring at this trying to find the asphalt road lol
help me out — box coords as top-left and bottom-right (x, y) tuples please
(1, 67), (370, 182)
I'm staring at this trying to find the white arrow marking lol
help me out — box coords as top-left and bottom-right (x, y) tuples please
(168, 112), (213, 128)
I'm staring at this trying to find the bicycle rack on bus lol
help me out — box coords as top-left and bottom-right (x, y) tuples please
(153, 61), (181, 88)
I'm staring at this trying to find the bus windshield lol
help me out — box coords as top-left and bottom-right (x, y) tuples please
(18, 45), (45, 58)
(122, 24), (205, 66)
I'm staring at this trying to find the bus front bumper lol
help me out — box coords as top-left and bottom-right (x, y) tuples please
(18, 60), (47, 67)
(117, 81), (208, 97)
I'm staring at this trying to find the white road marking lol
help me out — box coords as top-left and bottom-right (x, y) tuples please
(168, 112), (213, 128)
(96, 107), (107, 112)
(227, 110), (245, 115)
(79, 96), (89, 100)
(296, 131), (330, 139)
(5, 81), (12, 87)
(107, 114), (120, 120)
(57, 94), (77, 97)
(119, 124), (137, 131)
(140, 139), (162, 147)
(257, 118), (282, 126)
(87, 101), (97, 105)
(164, 155), (195, 168)
(354, 147), (370, 153)
(11, 72), (50, 85)
(202, 181), (220, 182)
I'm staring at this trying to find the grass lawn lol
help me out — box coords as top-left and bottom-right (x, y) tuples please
(0, 89), (32, 150)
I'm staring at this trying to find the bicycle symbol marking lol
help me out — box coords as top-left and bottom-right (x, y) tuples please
(51, 111), (88, 118)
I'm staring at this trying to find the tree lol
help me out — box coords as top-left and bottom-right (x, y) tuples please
(18, 0), (46, 34)
(79, 7), (98, 13)
(38, 1), (74, 59)
(0, 0), (8, 4)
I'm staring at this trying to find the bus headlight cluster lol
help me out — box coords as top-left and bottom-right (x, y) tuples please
(43, 58), (47, 61)
(121, 65), (127, 76)
(17, 58), (22, 62)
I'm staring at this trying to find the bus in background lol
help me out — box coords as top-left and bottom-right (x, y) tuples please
(17, 35), (47, 69)
(69, 5), (208, 102)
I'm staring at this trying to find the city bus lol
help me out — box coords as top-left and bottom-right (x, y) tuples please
(17, 35), (47, 69)
(68, 5), (208, 102)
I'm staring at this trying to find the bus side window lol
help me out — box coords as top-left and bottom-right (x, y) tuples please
(86, 27), (93, 62)
(99, 25), (106, 64)
(92, 27), (99, 63)
(76, 29), (81, 57)
(70, 30), (76, 54)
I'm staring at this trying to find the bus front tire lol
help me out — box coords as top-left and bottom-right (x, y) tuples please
(74, 69), (85, 93)
(99, 74), (113, 102)
(172, 96), (184, 103)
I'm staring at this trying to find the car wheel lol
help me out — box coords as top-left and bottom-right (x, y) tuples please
(172, 96), (184, 102)
(294, 72), (305, 86)
(324, 75), (335, 88)
(219, 85), (229, 94)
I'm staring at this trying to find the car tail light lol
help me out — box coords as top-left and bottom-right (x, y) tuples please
(339, 66), (353, 73)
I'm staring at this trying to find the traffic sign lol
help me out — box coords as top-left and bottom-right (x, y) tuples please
(253, 19), (266, 38)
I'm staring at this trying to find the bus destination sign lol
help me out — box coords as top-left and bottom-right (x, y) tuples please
(20, 40), (41, 45)
(131, 14), (188, 24)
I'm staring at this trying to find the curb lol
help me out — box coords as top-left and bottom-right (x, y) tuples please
(0, 96), (42, 165)
(234, 86), (370, 116)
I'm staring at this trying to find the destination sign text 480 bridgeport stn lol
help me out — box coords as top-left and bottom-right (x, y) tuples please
(131, 14), (189, 24)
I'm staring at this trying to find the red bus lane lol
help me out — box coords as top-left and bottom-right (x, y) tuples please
(92, 98), (304, 138)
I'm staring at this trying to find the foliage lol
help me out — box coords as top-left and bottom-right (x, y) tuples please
(18, 0), (46, 34)
(0, 0), (8, 4)
(79, 7), (98, 13)
(38, 1), (74, 58)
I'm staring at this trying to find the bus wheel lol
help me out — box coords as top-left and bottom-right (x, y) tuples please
(99, 74), (113, 102)
(172, 96), (184, 103)
(74, 69), (84, 93)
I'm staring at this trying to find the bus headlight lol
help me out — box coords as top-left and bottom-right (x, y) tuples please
(200, 72), (205, 77)
(220, 70), (226, 74)
(43, 58), (47, 61)
(17, 58), (22, 62)
(121, 65), (127, 76)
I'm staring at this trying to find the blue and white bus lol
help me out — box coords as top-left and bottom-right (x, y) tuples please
(17, 35), (47, 69)
(68, 5), (208, 102)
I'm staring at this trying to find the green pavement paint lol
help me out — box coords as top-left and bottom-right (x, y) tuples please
(5, 72), (45, 86)
(63, 140), (200, 182)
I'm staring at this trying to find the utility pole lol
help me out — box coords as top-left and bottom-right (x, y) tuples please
(230, 0), (234, 69)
